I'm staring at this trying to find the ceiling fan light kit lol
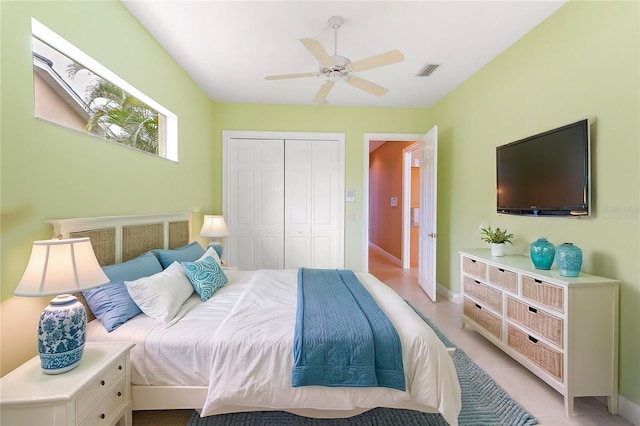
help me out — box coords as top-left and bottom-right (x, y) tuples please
(265, 16), (404, 104)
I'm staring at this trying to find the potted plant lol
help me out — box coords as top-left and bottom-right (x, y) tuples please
(480, 226), (514, 257)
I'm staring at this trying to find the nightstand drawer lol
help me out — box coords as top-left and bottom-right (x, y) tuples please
(79, 376), (127, 426)
(522, 275), (564, 313)
(77, 353), (127, 417)
(462, 257), (486, 280)
(507, 296), (563, 348)
(462, 275), (502, 312)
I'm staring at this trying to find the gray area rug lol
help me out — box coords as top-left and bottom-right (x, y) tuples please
(188, 306), (537, 425)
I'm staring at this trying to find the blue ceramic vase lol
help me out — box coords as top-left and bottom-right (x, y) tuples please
(530, 238), (555, 270)
(556, 243), (582, 277)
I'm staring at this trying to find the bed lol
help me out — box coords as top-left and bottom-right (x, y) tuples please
(48, 213), (462, 426)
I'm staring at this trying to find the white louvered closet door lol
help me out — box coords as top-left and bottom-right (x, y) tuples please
(284, 139), (342, 269)
(226, 139), (285, 270)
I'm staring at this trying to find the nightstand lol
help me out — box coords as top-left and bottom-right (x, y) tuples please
(0, 342), (134, 426)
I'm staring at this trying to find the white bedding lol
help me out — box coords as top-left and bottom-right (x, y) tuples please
(87, 269), (461, 425)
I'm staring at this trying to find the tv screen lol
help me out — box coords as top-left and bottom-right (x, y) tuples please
(496, 119), (590, 216)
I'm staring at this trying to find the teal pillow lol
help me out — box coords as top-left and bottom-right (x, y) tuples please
(152, 241), (205, 269)
(181, 255), (228, 301)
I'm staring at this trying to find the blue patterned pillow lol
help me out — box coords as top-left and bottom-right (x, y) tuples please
(181, 256), (228, 301)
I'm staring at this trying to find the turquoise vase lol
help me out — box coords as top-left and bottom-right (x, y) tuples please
(530, 238), (555, 270)
(556, 243), (582, 277)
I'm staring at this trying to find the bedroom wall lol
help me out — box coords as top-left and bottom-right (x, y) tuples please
(369, 141), (415, 260)
(430, 0), (639, 410)
(210, 102), (430, 272)
(0, 1), (217, 374)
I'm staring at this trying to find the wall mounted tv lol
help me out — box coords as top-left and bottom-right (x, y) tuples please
(496, 119), (590, 217)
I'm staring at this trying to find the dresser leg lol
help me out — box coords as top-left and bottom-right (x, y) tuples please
(565, 395), (574, 417)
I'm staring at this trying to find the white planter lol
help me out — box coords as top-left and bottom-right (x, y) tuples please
(490, 243), (505, 257)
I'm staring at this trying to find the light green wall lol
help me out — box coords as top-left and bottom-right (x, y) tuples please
(431, 0), (639, 406)
(0, 0), (217, 372)
(210, 102), (430, 270)
(2, 0), (638, 412)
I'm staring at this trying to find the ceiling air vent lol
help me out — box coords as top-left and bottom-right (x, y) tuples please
(417, 63), (440, 77)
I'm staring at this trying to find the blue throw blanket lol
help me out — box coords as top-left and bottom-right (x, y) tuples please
(292, 268), (406, 391)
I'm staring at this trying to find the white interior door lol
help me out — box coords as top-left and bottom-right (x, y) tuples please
(418, 126), (438, 301)
(227, 138), (284, 270)
(285, 139), (342, 269)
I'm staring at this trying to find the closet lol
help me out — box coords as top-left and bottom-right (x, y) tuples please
(224, 132), (344, 271)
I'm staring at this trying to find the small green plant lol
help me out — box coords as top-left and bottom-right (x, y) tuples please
(480, 226), (514, 245)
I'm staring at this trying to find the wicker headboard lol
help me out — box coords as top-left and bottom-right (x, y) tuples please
(47, 213), (192, 321)
(47, 212), (192, 266)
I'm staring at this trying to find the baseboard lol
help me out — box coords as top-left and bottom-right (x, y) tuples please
(437, 284), (462, 304)
(368, 242), (402, 267)
(620, 395), (640, 425)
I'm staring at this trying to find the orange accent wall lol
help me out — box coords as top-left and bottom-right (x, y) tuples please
(369, 141), (415, 260)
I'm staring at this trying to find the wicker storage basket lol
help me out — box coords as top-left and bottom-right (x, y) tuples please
(488, 266), (518, 294)
(508, 324), (563, 381)
(522, 275), (564, 313)
(463, 275), (502, 312)
(507, 296), (563, 347)
(462, 257), (487, 280)
(463, 298), (501, 339)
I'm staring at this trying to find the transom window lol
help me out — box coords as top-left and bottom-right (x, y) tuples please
(31, 18), (178, 161)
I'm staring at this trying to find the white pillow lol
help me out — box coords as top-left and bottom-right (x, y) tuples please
(200, 247), (222, 266)
(125, 261), (194, 327)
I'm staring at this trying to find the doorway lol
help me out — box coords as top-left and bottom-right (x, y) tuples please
(364, 129), (439, 301)
(363, 133), (422, 274)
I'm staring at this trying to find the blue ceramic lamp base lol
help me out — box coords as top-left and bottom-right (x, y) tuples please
(208, 239), (224, 258)
(38, 294), (87, 375)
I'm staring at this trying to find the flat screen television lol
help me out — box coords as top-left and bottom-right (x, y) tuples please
(496, 119), (590, 217)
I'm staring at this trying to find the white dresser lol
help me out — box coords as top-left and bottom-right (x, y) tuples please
(0, 342), (134, 426)
(459, 249), (619, 416)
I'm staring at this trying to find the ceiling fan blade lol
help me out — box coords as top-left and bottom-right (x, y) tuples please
(346, 76), (388, 97)
(348, 50), (404, 72)
(265, 72), (317, 80)
(313, 81), (335, 104)
(301, 38), (333, 66)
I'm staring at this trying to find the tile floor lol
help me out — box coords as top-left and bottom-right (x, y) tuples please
(368, 248), (631, 426)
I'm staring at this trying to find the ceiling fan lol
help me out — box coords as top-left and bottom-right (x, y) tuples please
(265, 16), (404, 104)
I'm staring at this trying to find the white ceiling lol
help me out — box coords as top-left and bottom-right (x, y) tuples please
(121, 0), (566, 108)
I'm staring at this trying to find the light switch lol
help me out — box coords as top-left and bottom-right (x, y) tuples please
(346, 189), (356, 202)
(390, 197), (398, 207)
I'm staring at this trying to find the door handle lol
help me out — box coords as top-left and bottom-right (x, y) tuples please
(427, 233), (438, 238)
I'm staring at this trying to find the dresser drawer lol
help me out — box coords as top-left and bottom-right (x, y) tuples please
(77, 353), (126, 417)
(463, 297), (501, 339)
(522, 275), (564, 313)
(462, 257), (487, 280)
(507, 296), (563, 347)
(79, 376), (127, 426)
(508, 324), (563, 381)
(488, 266), (518, 294)
(462, 275), (502, 312)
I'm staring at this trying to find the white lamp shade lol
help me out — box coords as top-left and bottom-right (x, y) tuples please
(14, 237), (109, 296)
(200, 215), (229, 238)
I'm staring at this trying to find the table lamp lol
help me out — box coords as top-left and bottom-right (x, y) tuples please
(14, 237), (109, 374)
(200, 215), (229, 258)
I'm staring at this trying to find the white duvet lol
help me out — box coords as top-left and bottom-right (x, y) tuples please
(87, 269), (461, 425)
